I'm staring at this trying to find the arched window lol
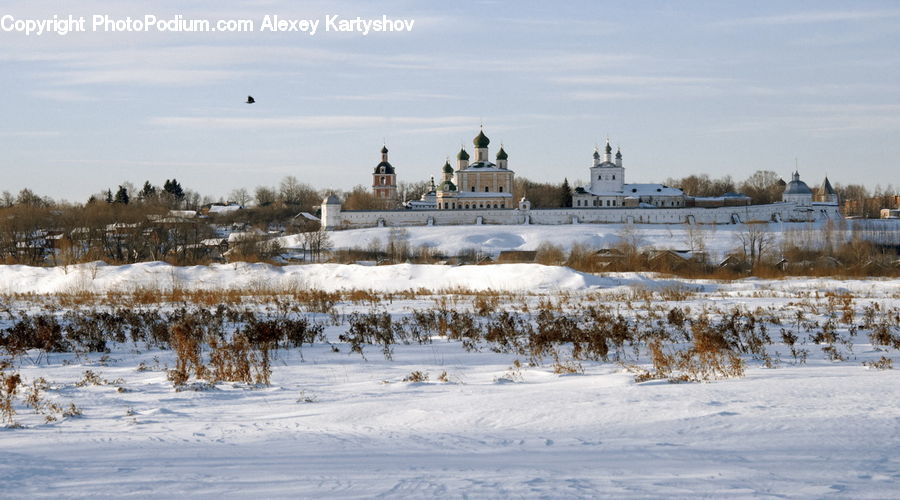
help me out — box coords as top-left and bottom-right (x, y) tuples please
(471, 186), (475, 192)
(501, 203), (505, 209)
(465, 203), (470, 209)
(484, 186), (489, 192)
(612, 175), (615, 180)
(499, 186), (503, 192)
(598, 175), (602, 180)
(381, 176), (386, 185)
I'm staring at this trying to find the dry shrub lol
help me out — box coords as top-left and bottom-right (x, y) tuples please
(474, 294), (500, 316)
(1, 362), (22, 426)
(535, 242), (565, 265)
(863, 356), (893, 370)
(637, 318), (744, 383)
(168, 320), (206, 386)
(402, 370), (429, 382)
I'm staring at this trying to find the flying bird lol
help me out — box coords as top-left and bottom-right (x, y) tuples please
(246, 95), (255, 104)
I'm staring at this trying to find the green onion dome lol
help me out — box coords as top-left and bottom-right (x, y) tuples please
(473, 129), (490, 148)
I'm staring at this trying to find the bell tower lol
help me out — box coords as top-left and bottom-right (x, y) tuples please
(372, 145), (398, 206)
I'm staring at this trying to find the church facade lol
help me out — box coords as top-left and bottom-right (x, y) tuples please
(435, 129), (514, 210)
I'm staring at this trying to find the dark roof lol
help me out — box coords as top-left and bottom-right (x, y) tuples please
(605, 141), (612, 154)
(474, 129), (490, 148)
(439, 180), (457, 192)
(442, 161), (453, 173)
(593, 149), (600, 159)
(374, 161), (395, 174)
(457, 148), (470, 161)
(380, 145), (388, 154)
(785, 178), (812, 195)
(496, 146), (508, 160)
(822, 176), (836, 195)
(615, 148), (622, 159)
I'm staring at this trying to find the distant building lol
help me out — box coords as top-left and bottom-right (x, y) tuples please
(817, 176), (839, 204)
(782, 171), (813, 206)
(405, 178), (438, 210)
(882, 208), (900, 219)
(572, 140), (687, 208)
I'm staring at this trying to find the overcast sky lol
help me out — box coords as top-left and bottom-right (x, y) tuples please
(1, 0), (899, 202)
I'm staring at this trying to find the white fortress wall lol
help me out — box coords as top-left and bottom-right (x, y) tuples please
(323, 202), (840, 230)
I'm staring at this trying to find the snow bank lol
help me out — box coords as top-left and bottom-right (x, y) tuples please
(0, 261), (606, 294)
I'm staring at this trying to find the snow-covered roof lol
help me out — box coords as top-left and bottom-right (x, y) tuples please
(208, 204), (242, 214)
(461, 161), (509, 172)
(444, 191), (513, 198)
(586, 184), (684, 197)
(168, 210), (197, 218)
(295, 212), (320, 221)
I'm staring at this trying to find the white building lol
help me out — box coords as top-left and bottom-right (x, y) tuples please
(572, 140), (687, 208)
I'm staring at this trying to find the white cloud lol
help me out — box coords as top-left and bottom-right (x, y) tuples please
(718, 9), (900, 26)
(148, 114), (479, 130)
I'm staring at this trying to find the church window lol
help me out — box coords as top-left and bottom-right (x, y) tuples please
(465, 204), (470, 209)
(612, 175), (615, 180)
(484, 186), (489, 192)
(499, 186), (503, 192)
(501, 203), (505, 209)
(598, 175), (601, 180)
(471, 186), (475, 192)
(381, 176), (386, 185)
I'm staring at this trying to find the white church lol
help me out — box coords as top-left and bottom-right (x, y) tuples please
(572, 140), (687, 209)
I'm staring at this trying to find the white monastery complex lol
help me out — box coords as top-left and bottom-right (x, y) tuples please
(321, 129), (840, 230)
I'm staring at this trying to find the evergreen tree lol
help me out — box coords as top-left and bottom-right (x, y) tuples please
(163, 179), (185, 199)
(561, 178), (572, 207)
(115, 185), (129, 205)
(105, 189), (113, 204)
(139, 181), (156, 201)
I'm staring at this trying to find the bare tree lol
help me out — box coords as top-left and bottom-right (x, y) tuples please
(739, 170), (783, 205)
(302, 229), (332, 262)
(735, 223), (776, 266)
(255, 186), (277, 207)
(229, 188), (252, 206)
(278, 176), (318, 209)
(683, 222), (707, 255)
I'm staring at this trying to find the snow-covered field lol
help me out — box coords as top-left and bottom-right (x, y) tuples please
(1, 262), (899, 498)
(278, 221), (888, 259)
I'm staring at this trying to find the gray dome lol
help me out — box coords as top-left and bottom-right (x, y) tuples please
(323, 195), (341, 205)
(784, 179), (812, 195)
